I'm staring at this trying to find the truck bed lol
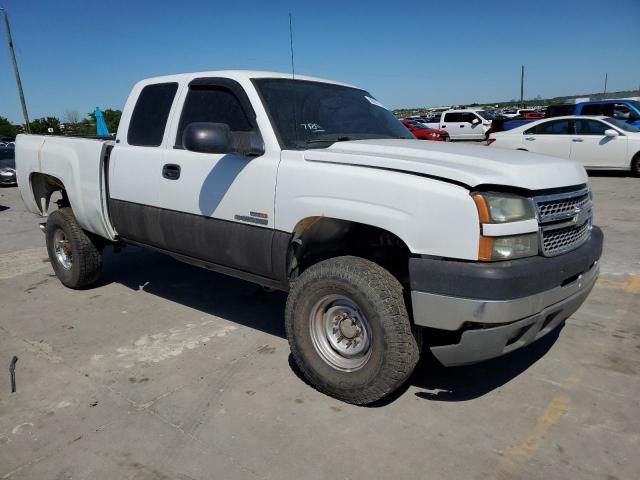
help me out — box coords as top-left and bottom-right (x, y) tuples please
(15, 134), (117, 240)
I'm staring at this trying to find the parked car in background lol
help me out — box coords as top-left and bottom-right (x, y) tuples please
(545, 104), (576, 118)
(424, 109), (494, 140)
(0, 143), (17, 186)
(546, 100), (640, 125)
(523, 111), (545, 120)
(488, 116), (640, 176)
(400, 119), (449, 141)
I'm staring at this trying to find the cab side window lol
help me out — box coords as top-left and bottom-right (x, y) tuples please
(175, 86), (254, 148)
(460, 112), (478, 123)
(575, 119), (608, 136)
(525, 120), (570, 135)
(128, 83), (179, 147)
(444, 112), (462, 122)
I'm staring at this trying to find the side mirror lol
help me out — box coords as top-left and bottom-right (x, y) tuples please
(471, 118), (481, 125)
(604, 129), (619, 137)
(182, 122), (265, 156)
(183, 122), (233, 154)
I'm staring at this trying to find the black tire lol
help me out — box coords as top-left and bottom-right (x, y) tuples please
(285, 256), (421, 405)
(45, 207), (102, 289)
(631, 153), (640, 178)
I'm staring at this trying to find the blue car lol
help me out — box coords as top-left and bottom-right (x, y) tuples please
(493, 99), (640, 134)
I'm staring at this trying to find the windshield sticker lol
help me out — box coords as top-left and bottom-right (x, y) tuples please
(365, 96), (388, 109)
(300, 123), (326, 133)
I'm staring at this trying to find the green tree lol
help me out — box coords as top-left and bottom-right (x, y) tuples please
(0, 116), (18, 139)
(29, 117), (61, 135)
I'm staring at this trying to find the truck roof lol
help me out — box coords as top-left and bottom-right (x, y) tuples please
(136, 70), (358, 89)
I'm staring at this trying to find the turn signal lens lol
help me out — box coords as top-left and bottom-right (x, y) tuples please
(473, 194), (491, 224)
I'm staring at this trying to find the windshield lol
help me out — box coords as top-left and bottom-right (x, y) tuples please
(254, 78), (413, 149)
(627, 100), (640, 112)
(605, 117), (640, 132)
(477, 111), (497, 120)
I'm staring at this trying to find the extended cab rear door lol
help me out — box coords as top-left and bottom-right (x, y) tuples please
(158, 77), (280, 277)
(108, 81), (180, 242)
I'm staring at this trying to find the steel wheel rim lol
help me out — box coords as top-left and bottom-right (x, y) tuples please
(309, 294), (372, 372)
(53, 228), (72, 270)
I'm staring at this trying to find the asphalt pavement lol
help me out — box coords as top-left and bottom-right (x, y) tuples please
(0, 173), (638, 480)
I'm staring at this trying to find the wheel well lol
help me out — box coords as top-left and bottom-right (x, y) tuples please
(30, 173), (69, 215)
(287, 217), (412, 286)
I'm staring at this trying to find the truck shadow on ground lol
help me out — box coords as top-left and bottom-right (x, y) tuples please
(100, 246), (562, 404)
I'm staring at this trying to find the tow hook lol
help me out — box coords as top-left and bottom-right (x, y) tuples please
(39, 223), (46, 234)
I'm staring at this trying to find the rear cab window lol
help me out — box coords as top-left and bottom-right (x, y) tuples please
(127, 83), (179, 146)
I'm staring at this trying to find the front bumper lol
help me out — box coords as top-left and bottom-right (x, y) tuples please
(410, 226), (603, 366)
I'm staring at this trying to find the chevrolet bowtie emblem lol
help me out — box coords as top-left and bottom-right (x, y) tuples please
(573, 207), (590, 226)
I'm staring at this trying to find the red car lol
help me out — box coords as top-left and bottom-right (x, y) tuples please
(523, 111), (545, 120)
(400, 120), (449, 141)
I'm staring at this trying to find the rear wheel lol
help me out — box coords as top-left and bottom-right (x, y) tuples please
(45, 208), (103, 289)
(631, 153), (640, 178)
(285, 256), (421, 405)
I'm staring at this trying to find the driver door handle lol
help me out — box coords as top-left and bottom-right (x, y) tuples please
(162, 164), (181, 180)
(572, 138), (584, 142)
(525, 137), (536, 141)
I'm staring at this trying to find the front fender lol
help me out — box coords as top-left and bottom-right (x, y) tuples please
(275, 152), (480, 260)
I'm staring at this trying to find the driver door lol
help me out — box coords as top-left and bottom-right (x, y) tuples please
(158, 78), (280, 277)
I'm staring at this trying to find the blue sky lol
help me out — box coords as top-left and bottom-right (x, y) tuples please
(1, 0), (639, 123)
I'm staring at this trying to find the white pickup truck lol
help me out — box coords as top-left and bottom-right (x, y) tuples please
(424, 109), (496, 140)
(16, 71), (602, 404)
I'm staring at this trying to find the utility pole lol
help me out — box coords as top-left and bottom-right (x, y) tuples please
(1, 8), (30, 133)
(520, 65), (524, 108)
(603, 72), (608, 96)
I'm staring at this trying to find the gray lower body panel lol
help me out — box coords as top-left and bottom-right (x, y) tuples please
(428, 276), (595, 366)
(410, 259), (599, 367)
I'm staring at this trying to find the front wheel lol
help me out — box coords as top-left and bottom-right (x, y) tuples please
(45, 207), (103, 289)
(285, 256), (421, 404)
(631, 154), (640, 178)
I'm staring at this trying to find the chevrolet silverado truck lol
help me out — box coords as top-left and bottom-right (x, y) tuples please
(16, 71), (603, 404)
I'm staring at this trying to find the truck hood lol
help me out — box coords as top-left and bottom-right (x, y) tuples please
(304, 139), (587, 191)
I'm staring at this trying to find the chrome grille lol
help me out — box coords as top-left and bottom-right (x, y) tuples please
(533, 187), (593, 257)
(536, 193), (590, 223)
(541, 219), (591, 256)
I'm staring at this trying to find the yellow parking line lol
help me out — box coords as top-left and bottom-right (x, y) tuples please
(496, 395), (570, 478)
(596, 274), (640, 295)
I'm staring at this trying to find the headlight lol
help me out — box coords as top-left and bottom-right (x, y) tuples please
(472, 193), (535, 223)
(473, 193), (538, 261)
(478, 233), (539, 261)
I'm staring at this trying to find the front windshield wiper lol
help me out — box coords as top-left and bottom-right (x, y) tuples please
(305, 136), (359, 145)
